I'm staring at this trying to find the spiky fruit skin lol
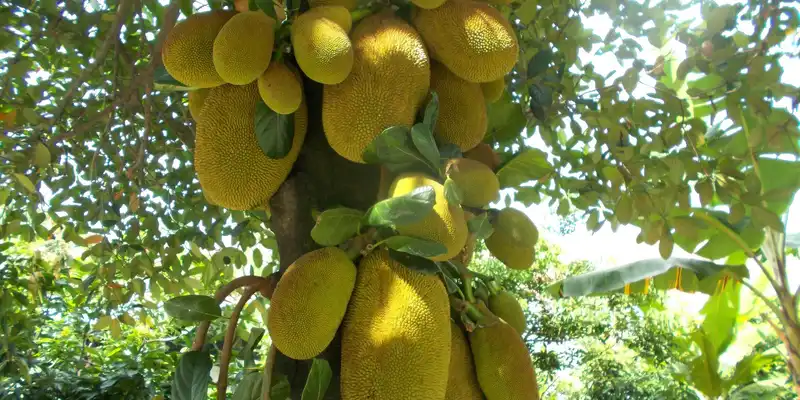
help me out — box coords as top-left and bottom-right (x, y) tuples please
(488, 291), (526, 335)
(303, 5), (352, 32)
(323, 13), (430, 163)
(258, 61), (302, 115)
(445, 158), (499, 208)
(213, 11), (275, 85)
(194, 83), (307, 210)
(187, 88), (210, 120)
(341, 249), (450, 399)
(412, 0), (447, 10)
(469, 308), (540, 400)
(445, 322), (484, 400)
(413, 0), (518, 83)
(310, 0), (356, 10)
(481, 77), (505, 103)
(389, 174), (468, 261)
(161, 10), (235, 88)
(464, 142), (501, 171)
(485, 231), (534, 270)
(291, 11), (353, 85)
(430, 62), (487, 152)
(268, 247), (357, 360)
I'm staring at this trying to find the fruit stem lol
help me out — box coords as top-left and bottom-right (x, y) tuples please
(451, 261), (476, 303)
(486, 280), (502, 296)
(450, 296), (484, 325)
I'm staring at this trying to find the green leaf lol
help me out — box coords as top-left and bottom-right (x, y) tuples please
(255, 101), (294, 159)
(700, 280), (740, 354)
(689, 330), (723, 398)
(486, 91), (526, 143)
(13, 173), (36, 194)
(387, 249), (440, 275)
(467, 213), (494, 240)
(164, 295), (221, 322)
(270, 375), (291, 400)
(311, 208), (364, 246)
(726, 353), (781, 390)
(527, 49), (553, 79)
(443, 178), (462, 205)
(232, 371), (263, 400)
(383, 235), (447, 258)
(496, 149), (554, 188)
(362, 126), (437, 175)
(423, 91), (439, 131)
(615, 195), (633, 224)
(171, 351), (212, 400)
(254, 0), (277, 19)
(33, 142), (50, 168)
(438, 143), (462, 165)
(179, 0), (193, 16)
(153, 64), (191, 90)
(750, 206), (784, 232)
(410, 123), (440, 170)
(240, 328), (266, 367)
(301, 359), (332, 400)
(363, 185), (435, 227)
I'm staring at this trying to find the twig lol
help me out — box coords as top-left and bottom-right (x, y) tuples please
(261, 344), (277, 400)
(217, 286), (259, 400)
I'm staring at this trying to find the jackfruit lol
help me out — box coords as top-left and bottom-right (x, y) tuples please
(469, 304), (540, 400)
(310, 0), (356, 10)
(493, 207), (539, 246)
(341, 248), (450, 399)
(445, 321), (484, 400)
(188, 88), (210, 120)
(302, 5), (352, 32)
(213, 11), (276, 85)
(412, 0), (447, 10)
(481, 77), (505, 103)
(488, 290), (526, 335)
(430, 62), (487, 152)
(464, 142), (501, 171)
(235, 0), (287, 19)
(389, 173), (467, 261)
(413, 0), (519, 83)
(291, 11), (353, 85)
(445, 158), (499, 208)
(322, 12), (430, 163)
(268, 247), (356, 360)
(258, 61), (302, 115)
(194, 82), (307, 210)
(161, 10), (235, 88)
(485, 207), (538, 270)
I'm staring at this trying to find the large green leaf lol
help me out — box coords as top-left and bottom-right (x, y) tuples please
(689, 330), (723, 398)
(485, 91), (527, 143)
(164, 295), (222, 322)
(171, 351), (213, 400)
(496, 149), (554, 189)
(363, 186), (435, 227)
(362, 126), (438, 175)
(232, 370), (262, 400)
(301, 359), (332, 400)
(383, 235), (447, 259)
(311, 207), (364, 246)
(725, 352), (782, 391)
(548, 257), (748, 298)
(700, 279), (740, 354)
(255, 100), (294, 159)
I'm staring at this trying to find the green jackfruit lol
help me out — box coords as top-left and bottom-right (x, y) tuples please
(213, 11), (276, 85)
(322, 12), (430, 163)
(481, 77), (505, 103)
(445, 158), (499, 208)
(464, 142), (501, 171)
(268, 247), (356, 360)
(161, 10), (235, 88)
(389, 173), (468, 261)
(291, 10), (353, 85)
(469, 304), (540, 400)
(485, 232), (534, 270)
(488, 290), (526, 335)
(413, 0), (519, 83)
(258, 61), (302, 115)
(445, 321), (484, 400)
(194, 83), (307, 210)
(430, 62), (487, 152)
(493, 207), (539, 246)
(188, 88), (210, 120)
(341, 249), (450, 399)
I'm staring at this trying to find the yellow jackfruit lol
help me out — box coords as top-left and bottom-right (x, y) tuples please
(469, 304), (540, 400)
(445, 158), (499, 208)
(482, 77), (505, 103)
(291, 11), (353, 85)
(194, 82), (307, 210)
(310, 0), (356, 10)
(485, 207), (538, 270)
(445, 321), (484, 400)
(389, 173), (468, 261)
(322, 12), (430, 163)
(161, 10), (235, 88)
(464, 142), (501, 171)
(412, 0), (447, 10)
(430, 62), (487, 152)
(413, 0), (519, 83)
(341, 249), (450, 399)
(268, 247), (356, 359)
(488, 290), (526, 335)
(258, 61), (302, 115)
(213, 11), (276, 85)
(187, 88), (210, 120)
(302, 5), (352, 32)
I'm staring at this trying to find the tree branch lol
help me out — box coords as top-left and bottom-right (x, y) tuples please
(218, 286), (260, 400)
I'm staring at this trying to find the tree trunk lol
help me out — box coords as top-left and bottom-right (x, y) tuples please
(267, 75), (380, 399)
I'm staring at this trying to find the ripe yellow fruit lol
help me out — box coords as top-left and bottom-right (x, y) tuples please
(267, 247), (356, 360)
(310, 0), (356, 10)
(302, 5), (352, 32)
(485, 207), (538, 270)
(488, 290), (526, 335)
(445, 158), (499, 208)
(291, 11), (353, 85)
(161, 10), (235, 88)
(464, 142), (501, 171)
(341, 249), (450, 399)
(322, 12), (430, 163)
(258, 61), (302, 115)
(445, 321), (484, 400)
(430, 62), (487, 152)
(469, 305), (540, 400)
(187, 88), (210, 120)
(389, 174), (468, 261)
(413, 0), (519, 83)
(213, 11), (275, 85)
(412, 0), (447, 10)
(481, 77), (505, 103)
(194, 82), (307, 210)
